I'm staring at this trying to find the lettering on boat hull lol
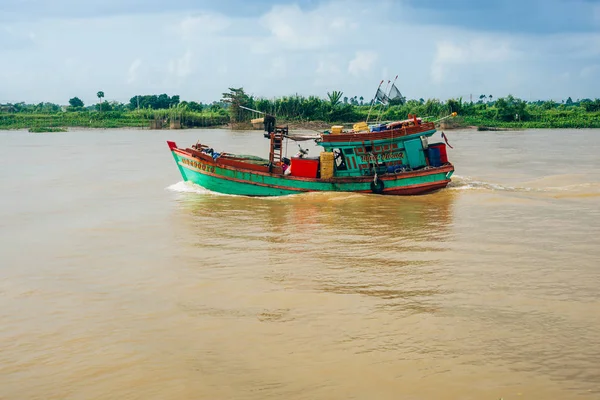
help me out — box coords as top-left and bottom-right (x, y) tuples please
(181, 158), (216, 173)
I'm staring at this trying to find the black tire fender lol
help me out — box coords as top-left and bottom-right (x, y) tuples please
(370, 179), (384, 194)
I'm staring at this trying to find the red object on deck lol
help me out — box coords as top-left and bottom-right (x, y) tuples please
(429, 143), (448, 163)
(290, 157), (319, 178)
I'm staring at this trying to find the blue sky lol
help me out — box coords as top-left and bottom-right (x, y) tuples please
(1, 0), (599, 105)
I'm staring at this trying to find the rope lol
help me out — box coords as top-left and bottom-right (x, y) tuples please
(368, 152), (378, 183)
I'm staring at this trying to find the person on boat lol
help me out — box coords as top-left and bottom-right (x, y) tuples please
(295, 145), (309, 158)
(281, 157), (292, 175)
(263, 114), (276, 133)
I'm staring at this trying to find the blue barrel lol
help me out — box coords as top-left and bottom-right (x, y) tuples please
(370, 124), (387, 132)
(427, 147), (441, 167)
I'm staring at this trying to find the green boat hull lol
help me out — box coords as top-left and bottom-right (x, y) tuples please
(170, 151), (454, 197)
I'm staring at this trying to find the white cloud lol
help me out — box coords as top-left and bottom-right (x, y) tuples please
(312, 53), (350, 90)
(316, 57), (341, 76)
(431, 38), (514, 83)
(268, 57), (287, 79)
(380, 66), (390, 81)
(168, 50), (192, 79)
(217, 64), (228, 76)
(0, 25), (36, 50)
(259, 3), (357, 51)
(127, 59), (141, 84)
(1, 0), (600, 104)
(580, 64), (600, 78)
(177, 12), (231, 40)
(348, 51), (378, 77)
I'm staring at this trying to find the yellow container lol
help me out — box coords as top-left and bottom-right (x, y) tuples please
(353, 121), (369, 132)
(331, 125), (344, 135)
(320, 152), (335, 179)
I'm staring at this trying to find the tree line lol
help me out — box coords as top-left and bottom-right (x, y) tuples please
(2, 88), (600, 128)
(220, 87), (600, 125)
(0, 93), (225, 113)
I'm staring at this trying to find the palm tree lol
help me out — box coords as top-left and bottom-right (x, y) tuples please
(327, 91), (343, 108)
(97, 91), (105, 112)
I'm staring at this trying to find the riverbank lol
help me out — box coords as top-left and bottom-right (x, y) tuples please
(0, 110), (229, 131)
(3, 112), (600, 132)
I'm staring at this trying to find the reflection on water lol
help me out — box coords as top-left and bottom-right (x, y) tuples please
(174, 189), (457, 316)
(176, 187), (455, 242)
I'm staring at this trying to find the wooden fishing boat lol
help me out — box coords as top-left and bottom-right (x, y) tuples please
(166, 114), (455, 196)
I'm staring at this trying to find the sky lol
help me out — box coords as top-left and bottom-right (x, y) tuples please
(1, 0), (600, 105)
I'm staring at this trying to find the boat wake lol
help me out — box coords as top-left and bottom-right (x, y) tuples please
(449, 175), (600, 198)
(166, 181), (235, 197)
(449, 176), (530, 192)
(165, 181), (313, 200)
(166, 177), (599, 200)
(165, 181), (370, 201)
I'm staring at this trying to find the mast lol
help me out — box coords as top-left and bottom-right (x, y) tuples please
(376, 75), (398, 123)
(366, 80), (384, 123)
(372, 79), (390, 124)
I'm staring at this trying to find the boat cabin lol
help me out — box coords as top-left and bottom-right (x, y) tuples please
(265, 115), (449, 180)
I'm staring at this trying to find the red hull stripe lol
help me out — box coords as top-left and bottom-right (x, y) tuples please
(356, 180), (450, 195)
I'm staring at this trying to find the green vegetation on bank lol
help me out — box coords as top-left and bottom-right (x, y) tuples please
(0, 109), (229, 130)
(226, 89), (600, 129)
(28, 127), (68, 133)
(0, 93), (230, 130)
(2, 89), (600, 131)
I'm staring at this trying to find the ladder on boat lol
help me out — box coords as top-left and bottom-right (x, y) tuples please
(268, 126), (287, 165)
